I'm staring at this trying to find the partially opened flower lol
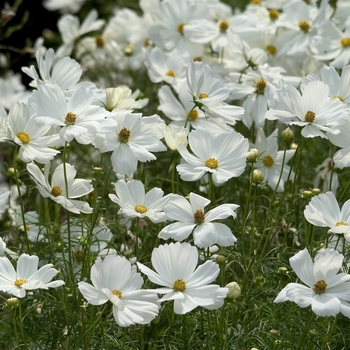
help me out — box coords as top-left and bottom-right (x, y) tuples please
(137, 242), (228, 314)
(304, 191), (350, 240)
(26, 162), (93, 214)
(274, 248), (350, 318)
(159, 192), (239, 248)
(78, 255), (159, 327)
(109, 179), (173, 223)
(0, 253), (65, 298)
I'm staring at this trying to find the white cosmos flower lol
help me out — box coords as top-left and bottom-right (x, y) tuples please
(304, 191), (350, 239)
(254, 128), (295, 192)
(78, 255), (159, 327)
(137, 242), (228, 314)
(159, 192), (238, 248)
(0, 253), (65, 298)
(0, 185), (11, 214)
(94, 112), (166, 175)
(6, 102), (60, 164)
(186, 61), (244, 127)
(29, 82), (111, 145)
(176, 128), (249, 186)
(265, 80), (349, 139)
(26, 162), (93, 214)
(109, 179), (174, 224)
(161, 124), (188, 151)
(274, 248), (350, 318)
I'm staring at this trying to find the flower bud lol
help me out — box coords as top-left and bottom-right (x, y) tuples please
(225, 281), (241, 300)
(6, 297), (19, 307)
(281, 127), (294, 142)
(311, 188), (321, 195)
(216, 255), (226, 266)
(278, 267), (288, 273)
(92, 166), (102, 174)
(302, 190), (314, 199)
(252, 169), (264, 183)
(270, 329), (279, 335)
(246, 148), (259, 163)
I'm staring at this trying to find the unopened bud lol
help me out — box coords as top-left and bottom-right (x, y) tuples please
(270, 329), (279, 335)
(6, 297), (19, 307)
(246, 148), (259, 163)
(92, 167), (102, 174)
(290, 142), (298, 150)
(278, 267), (288, 273)
(225, 281), (241, 300)
(281, 127), (294, 142)
(252, 169), (264, 183)
(311, 188), (321, 195)
(302, 190), (314, 199)
(216, 255), (226, 266)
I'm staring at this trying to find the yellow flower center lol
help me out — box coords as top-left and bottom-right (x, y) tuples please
(118, 127), (131, 143)
(124, 43), (134, 56)
(250, 0), (261, 4)
(205, 158), (218, 169)
(173, 279), (186, 292)
(266, 45), (277, 55)
(65, 112), (77, 125)
(304, 111), (316, 123)
(219, 20), (229, 33)
(111, 289), (123, 298)
(166, 70), (176, 77)
(332, 95), (344, 102)
(25, 225), (31, 231)
(194, 209), (205, 224)
(178, 23), (185, 35)
(51, 186), (63, 197)
(263, 155), (274, 167)
(335, 221), (348, 226)
(134, 205), (147, 214)
(188, 110), (198, 121)
(14, 279), (27, 287)
(255, 79), (267, 95)
(199, 93), (209, 99)
(313, 279), (327, 294)
(95, 35), (105, 48)
(16, 131), (31, 144)
(144, 38), (151, 47)
(299, 20), (310, 33)
(341, 37), (350, 47)
(193, 57), (202, 62)
(269, 9), (279, 21)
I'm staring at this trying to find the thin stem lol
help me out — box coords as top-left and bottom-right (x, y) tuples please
(296, 311), (315, 350)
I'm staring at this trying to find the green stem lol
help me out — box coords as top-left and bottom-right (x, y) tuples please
(296, 311), (315, 350)
(165, 310), (175, 350)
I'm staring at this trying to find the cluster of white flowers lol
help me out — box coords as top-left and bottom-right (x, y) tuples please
(1, 0), (350, 331)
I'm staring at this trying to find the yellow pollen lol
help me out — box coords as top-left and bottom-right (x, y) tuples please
(266, 45), (277, 55)
(250, 0), (261, 4)
(178, 23), (185, 35)
(144, 38), (151, 47)
(205, 158), (218, 169)
(111, 289), (123, 298)
(65, 112), (77, 125)
(51, 186), (62, 197)
(255, 79), (266, 94)
(166, 70), (176, 77)
(313, 279), (327, 294)
(173, 279), (186, 292)
(188, 110), (198, 121)
(299, 20), (310, 33)
(304, 111), (316, 123)
(263, 155), (274, 167)
(16, 131), (31, 144)
(25, 225), (30, 231)
(199, 93), (209, 99)
(14, 279), (27, 287)
(193, 57), (202, 62)
(74, 250), (84, 262)
(269, 9), (279, 21)
(194, 209), (205, 224)
(118, 127), (131, 143)
(335, 221), (348, 226)
(134, 205), (147, 214)
(341, 38), (350, 47)
(333, 95), (344, 102)
(124, 43), (134, 56)
(219, 20), (229, 33)
(95, 35), (105, 48)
